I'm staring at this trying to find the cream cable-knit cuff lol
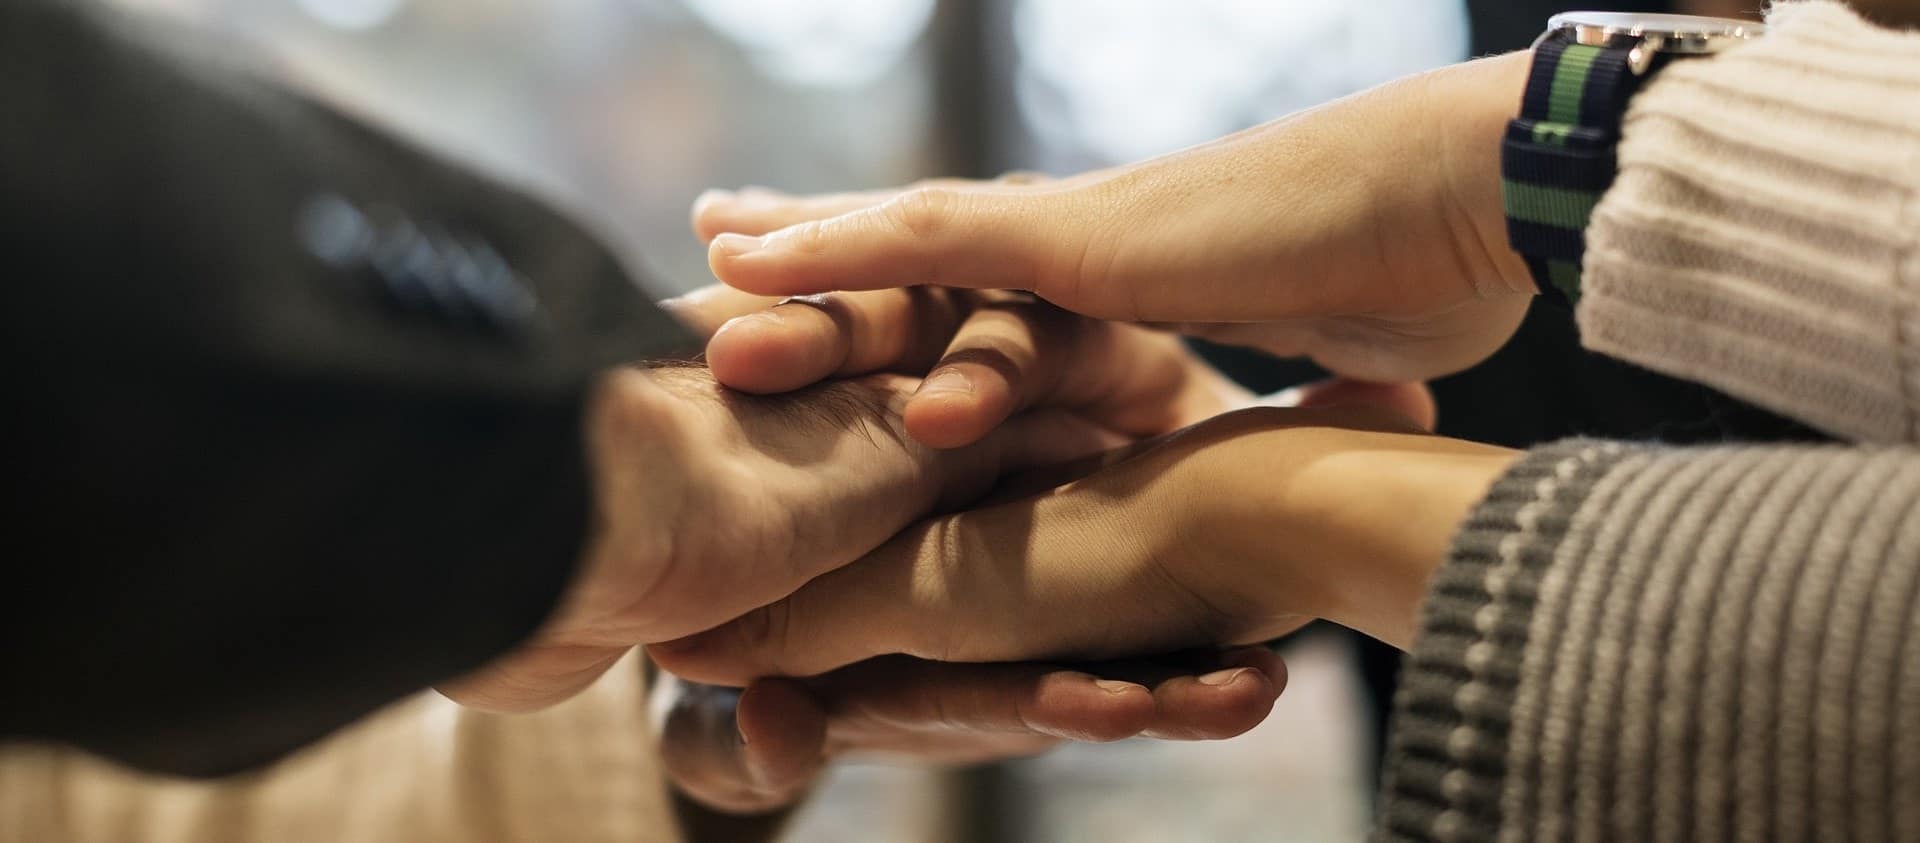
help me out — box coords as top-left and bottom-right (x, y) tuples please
(1578, 0), (1920, 443)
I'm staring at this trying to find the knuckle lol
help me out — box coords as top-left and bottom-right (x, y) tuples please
(777, 219), (832, 256)
(883, 187), (960, 241)
(592, 369), (656, 438)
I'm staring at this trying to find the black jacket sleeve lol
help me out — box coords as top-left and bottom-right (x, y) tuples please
(0, 0), (697, 776)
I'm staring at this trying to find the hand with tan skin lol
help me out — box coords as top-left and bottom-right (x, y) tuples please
(654, 647), (1284, 814)
(649, 400), (1518, 689)
(649, 290), (1471, 690)
(440, 285), (1287, 822)
(696, 52), (1537, 384)
(435, 361), (1118, 712)
(650, 287), (1420, 816)
(642, 289), (1487, 690)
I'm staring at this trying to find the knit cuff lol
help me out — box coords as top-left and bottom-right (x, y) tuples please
(1577, 0), (1920, 443)
(1375, 440), (1634, 843)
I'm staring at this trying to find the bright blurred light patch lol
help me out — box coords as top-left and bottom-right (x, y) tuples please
(1016, 0), (1469, 163)
(296, 0), (408, 31)
(682, 0), (934, 89)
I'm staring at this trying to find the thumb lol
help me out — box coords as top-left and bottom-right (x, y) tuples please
(709, 187), (1117, 314)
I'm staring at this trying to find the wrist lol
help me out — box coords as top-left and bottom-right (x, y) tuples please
(1311, 442), (1519, 649)
(1425, 50), (1536, 298)
(1200, 417), (1518, 650)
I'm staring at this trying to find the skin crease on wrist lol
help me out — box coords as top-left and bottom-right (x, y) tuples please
(1427, 49), (1536, 301)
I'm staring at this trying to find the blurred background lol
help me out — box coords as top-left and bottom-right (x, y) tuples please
(98, 1), (1769, 840)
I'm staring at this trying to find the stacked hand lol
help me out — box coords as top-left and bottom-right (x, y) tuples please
(694, 52), (1536, 384)
(638, 279), (1510, 815)
(649, 287), (1509, 682)
(438, 285), (1291, 814)
(457, 49), (1542, 818)
(654, 648), (1283, 813)
(639, 50), (1545, 813)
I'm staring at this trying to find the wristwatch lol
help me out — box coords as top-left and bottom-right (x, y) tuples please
(1503, 12), (1763, 304)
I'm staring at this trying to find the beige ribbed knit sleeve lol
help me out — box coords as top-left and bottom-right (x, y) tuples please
(1378, 441), (1920, 843)
(1578, 0), (1920, 443)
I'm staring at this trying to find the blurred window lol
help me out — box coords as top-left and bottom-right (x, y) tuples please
(88, 4), (1473, 839)
(1012, 0), (1469, 168)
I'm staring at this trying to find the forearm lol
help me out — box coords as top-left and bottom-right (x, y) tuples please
(1379, 441), (1920, 841)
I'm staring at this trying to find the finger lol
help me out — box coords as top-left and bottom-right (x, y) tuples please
(708, 186), (1081, 302)
(693, 175), (1062, 243)
(658, 284), (786, 341)
(436, 642), (630, 713)
(810, 658), (1156, 749)
(654, 675), (827, 813)
(705, 288), (968, 395)
(903, 302), (1079, 450)
(1290, 378), (1438, 432)
(693, 186), (904, 243)
(907, 307), (1201, 449)
(736, 680), (831, 793)
(1136, 647), (1287, 741)
(1047, 646), (1285, 741)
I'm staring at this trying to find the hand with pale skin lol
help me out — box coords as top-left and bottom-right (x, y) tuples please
(669, 282), (1273, 449)
(695, 52), (1537, 383)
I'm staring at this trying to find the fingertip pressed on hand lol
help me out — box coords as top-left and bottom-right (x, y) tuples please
(903, 301), (1072, 449)
(706, 309), (846, 394)
(903, 368), (1011, 449)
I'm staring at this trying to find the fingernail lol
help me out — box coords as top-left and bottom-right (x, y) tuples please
(711, 233), (765, 258)
(693, 188), (735, 208)
(917, 369), (973, 398)
(1093, 679), (1139, 696)
(1198, 668), (1249, 687)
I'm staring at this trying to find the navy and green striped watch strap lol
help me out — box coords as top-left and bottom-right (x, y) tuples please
(1503, 36), (1655, 305)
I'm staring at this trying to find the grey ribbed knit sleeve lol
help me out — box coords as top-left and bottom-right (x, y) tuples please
(1579, 1), (1920, 443)
(1377, 441), (1920, 843)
